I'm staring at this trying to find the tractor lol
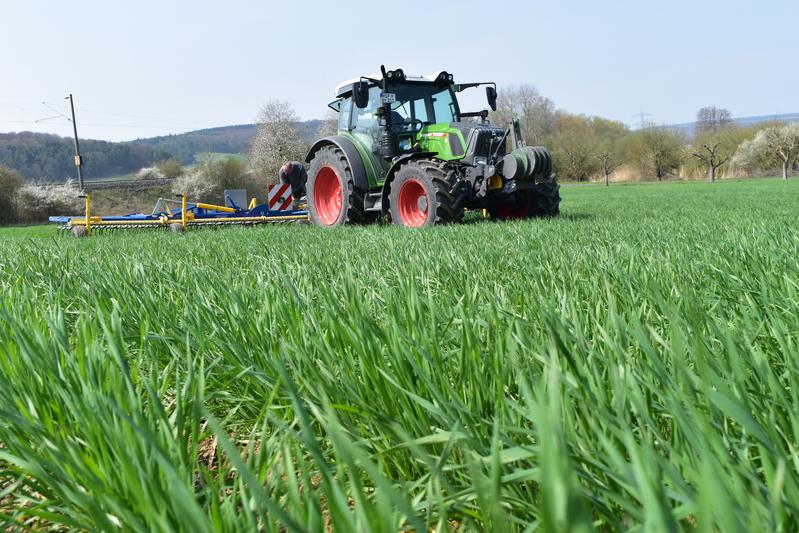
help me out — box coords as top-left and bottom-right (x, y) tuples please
(305, 66), (560, 227)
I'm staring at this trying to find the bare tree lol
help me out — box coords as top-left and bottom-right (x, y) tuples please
(249, 100), (308, 185)
(690, 138), (731, 182)
(695, 106), (733, 134)
(491, 84), (555, 145)
(591, 118), (628, 186)
(597, 152), (615, 186)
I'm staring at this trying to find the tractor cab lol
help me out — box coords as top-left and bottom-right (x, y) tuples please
(331, 72), (462, 157)
(329, 68), (498, 171)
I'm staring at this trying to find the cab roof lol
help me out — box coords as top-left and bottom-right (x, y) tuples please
(334, 70), (453, 98)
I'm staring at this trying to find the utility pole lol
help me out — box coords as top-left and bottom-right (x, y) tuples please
(66, 94), (84, 190)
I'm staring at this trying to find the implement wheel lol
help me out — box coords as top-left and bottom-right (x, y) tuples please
(489, 179), (561, 220)
(307, 145), (368, 227)
(388, 159), (464, 227)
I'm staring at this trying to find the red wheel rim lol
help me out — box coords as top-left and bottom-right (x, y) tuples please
(398, 179), (428, 227)
(314, 166), (343, 225)
(497, 190), (531, 220)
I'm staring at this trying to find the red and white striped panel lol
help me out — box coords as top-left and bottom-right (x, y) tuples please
(267, 183), (293, 211)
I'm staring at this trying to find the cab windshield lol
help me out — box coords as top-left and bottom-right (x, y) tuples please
(386, 84), (458, 125)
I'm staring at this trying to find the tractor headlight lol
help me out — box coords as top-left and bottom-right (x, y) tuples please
(448, 74), (454, 82)
(387, 71), (394, 79)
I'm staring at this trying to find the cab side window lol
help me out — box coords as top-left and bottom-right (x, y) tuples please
(351, 86), (382, 132)
(338, 98), (352, 132)
(350, 86), (383, 152)
(412, 99), (429, 123)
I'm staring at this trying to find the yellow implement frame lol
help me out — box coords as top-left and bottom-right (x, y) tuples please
(193, 201), (236, 213)
(69, 214), (308, 227)
(67, 191), (308, 234)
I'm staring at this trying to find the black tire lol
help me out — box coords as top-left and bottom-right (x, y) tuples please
(529, 179), (560, 217)
(387, 159), (465, 227)
(488, 178), (560, 220)
(307, 145), (368, 226)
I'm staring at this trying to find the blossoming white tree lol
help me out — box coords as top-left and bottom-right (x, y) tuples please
(733, 123), (799, 180)
(249, 100), (308, 186)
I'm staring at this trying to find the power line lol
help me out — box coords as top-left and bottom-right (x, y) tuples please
(35, 114), (67, 123)
(0, 118), (206, 130)
(41, 102), (72, 119)
(31, 102), (73, 125)
(74, 107), (211, 126)
(0, 119), (70, 124)
(1, 100), (208, 127)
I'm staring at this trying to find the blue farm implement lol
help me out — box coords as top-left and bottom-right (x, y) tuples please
(49, 185), (308, 237)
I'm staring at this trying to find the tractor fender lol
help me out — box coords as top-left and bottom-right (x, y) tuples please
(305, 136), (369, 192)
(380, 152), (437, 214)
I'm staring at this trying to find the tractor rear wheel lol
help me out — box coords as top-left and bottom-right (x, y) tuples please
(307, 145), (368, 227)
(388, 160), (464, 227)
(489, 179), (560, 220)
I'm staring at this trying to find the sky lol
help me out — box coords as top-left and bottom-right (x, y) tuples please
(1, 0), (797, 142)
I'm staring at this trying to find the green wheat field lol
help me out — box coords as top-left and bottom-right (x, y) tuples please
(1, 179), (798, 531)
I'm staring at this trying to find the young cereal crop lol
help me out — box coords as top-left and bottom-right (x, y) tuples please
(0, 178), (798, 531)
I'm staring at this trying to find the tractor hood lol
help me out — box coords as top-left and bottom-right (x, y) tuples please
(417, 122), (506, 164)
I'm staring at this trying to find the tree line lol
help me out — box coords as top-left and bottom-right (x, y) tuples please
(491, 86), (799, 183)
(248, 90), (799, 189)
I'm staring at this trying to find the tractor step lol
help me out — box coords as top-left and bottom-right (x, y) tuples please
(364, 190), (383, 212)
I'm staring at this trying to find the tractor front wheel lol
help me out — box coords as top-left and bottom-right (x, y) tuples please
(489, 180), (560, 220)
(307, 145), (368, 227)
(388, 160), (464, 227)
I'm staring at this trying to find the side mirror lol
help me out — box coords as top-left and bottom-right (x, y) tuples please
(353, 81), (369, 109)
(486, 86), (498, 111)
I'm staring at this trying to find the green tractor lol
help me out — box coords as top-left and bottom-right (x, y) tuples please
(305, 66), (560, 227)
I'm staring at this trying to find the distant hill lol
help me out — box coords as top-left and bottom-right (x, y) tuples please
(0, 120), (323, 182)
(130, 120), (323, 163)
(670, 112), (799, 135)
(0, 132), (171, 182)
(129, 124), (258, 163)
